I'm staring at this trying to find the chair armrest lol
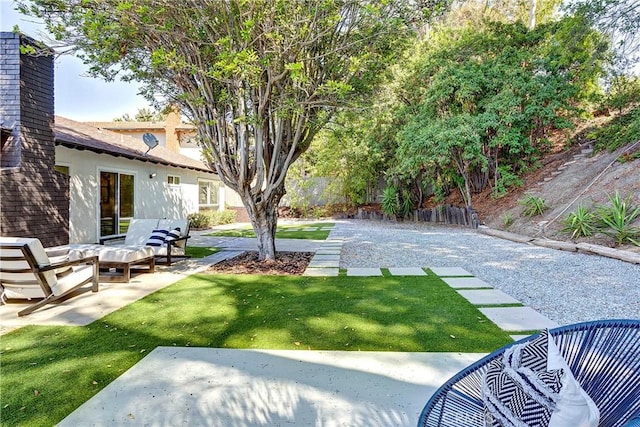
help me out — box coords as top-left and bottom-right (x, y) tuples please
(38, 256), (99, 272)
(99, 234), (126, 244)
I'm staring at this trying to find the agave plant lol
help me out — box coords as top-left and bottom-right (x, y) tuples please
(381, 186), (400, 217)
(562, 205), (596, 239)
(596, 191), (640, 246)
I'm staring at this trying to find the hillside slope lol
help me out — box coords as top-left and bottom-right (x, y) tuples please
(475, 140), (640, 253)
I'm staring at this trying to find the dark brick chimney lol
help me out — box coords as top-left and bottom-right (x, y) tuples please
(1, 32), (69, 247)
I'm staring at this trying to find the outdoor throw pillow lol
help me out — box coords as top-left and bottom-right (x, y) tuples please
(165, 228), (181, 242)
(482, 329), (599, 427)
(146, 229), (169, 246)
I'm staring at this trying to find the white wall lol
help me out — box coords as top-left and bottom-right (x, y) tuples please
(56, 146), (221, 243)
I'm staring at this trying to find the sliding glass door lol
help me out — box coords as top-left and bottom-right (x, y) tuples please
(100, 171), (134, 237)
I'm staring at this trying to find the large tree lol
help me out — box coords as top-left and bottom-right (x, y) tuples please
(20, 0), (430, 260)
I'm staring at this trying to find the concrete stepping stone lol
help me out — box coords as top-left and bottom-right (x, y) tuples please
(441, 277), (492, 289)
(312, 254), (340, 261)
(303, 267), (339, 277)
(308, 259), (340, 268)
(315, 249), (341, 255)
(457, 289), (521, 305)
(387, 267), (427, 276)
(430, 267), (472, 277)
(479, 307), (558, 332)
(302, 227), (318, 231)
(346, 268), (383, 276)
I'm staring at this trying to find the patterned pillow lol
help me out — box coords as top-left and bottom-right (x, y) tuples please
(165, 228), (181, 242)
(483, 330), (564, 426)
(146, 229), (169, 246)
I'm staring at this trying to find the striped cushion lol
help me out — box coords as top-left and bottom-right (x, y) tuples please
(165, 228), (181, 242)
(146, 229), (169, 247)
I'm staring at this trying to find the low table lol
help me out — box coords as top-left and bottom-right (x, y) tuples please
(70, 244), (155, 283)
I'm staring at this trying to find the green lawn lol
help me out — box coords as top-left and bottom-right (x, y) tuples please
(185, 246), (219, 258)
(0, 273), (512, 426)
(207, 222), (334, 240)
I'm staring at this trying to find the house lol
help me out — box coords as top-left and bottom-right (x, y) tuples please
(54, 116), (225, 244)
(84, 110), (247, 222)
(1, 32), (229, 246)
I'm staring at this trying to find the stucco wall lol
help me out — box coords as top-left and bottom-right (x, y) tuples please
(56, 146), (221, 243)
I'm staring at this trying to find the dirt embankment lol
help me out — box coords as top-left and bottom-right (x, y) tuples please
(473, 141), (640, 255)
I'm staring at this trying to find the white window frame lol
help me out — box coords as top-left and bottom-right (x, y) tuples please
(167, 174), (181, 186)
(198, 179), (219, 209)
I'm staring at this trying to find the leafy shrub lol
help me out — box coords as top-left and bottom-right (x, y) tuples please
(519, 194), (547, 217)
(502, 212), (515, 227)
(399, 189), (414, 218)
(187, 212), (211, 229)
(210, 210), (237, 225)
(562, 205), (596, 239)
(188, 210), (237, 229)
(596, 192), (640, 246)
(590, 107), (640, 152)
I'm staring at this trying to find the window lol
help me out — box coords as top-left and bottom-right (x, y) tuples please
(168, 175), (181, 185)
(100, 171), (134, 237)
(198, 179), (219, 208)
(55, 165), (70, 175)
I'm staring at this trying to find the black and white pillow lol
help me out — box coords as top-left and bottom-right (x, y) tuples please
(146, 229), (169, 246)
(165, 228), (181, 242)
(482, 329), (599, 427)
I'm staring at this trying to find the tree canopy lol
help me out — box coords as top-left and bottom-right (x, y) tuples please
(19, 0), (437, 259)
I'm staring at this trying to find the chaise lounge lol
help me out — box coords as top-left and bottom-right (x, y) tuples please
(99, 218), (191, 266)
(0, 237), (99, 317)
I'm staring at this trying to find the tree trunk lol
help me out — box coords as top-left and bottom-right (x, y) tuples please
(242, 183), (286, 261)
(250, 205), (278, 261)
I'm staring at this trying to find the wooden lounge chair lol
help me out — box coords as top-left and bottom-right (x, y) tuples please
(417, 319), (640, 427)
(0, 237), (99, 317)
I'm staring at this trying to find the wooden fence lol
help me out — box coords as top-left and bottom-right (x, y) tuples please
(339, 204), (480, 229)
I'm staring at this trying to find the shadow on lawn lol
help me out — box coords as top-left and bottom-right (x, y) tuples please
(0, 274), (511, 426)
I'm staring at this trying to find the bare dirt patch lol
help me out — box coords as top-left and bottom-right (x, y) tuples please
(206, 251), (314, 275)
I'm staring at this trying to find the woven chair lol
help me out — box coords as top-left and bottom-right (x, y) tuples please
(418, 319), (640, 427)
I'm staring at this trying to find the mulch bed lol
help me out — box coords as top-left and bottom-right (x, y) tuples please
(206, 251), (314, 275)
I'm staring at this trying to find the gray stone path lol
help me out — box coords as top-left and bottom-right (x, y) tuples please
(299, 227), (558, 338)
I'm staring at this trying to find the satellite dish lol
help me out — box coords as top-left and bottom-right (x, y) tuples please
(142, 132), (159, 156)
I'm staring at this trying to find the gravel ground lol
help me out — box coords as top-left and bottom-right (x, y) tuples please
(334, 220), (640, 326)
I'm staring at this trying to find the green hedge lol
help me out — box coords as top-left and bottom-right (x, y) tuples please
(188, 209), (237, 229)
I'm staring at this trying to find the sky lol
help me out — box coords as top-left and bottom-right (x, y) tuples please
(1, 0), (151, 121)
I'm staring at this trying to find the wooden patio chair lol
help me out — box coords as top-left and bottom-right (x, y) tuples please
(417, 319), (640, 427)
(0, 237), (99, 317)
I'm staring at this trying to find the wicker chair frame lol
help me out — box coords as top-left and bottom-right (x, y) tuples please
(418, 319), (640, 427)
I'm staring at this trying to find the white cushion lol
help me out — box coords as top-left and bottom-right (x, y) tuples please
(51, 264), (94, 296)
(151, 246), (185, 257)
(158, 219), (189, 248)
(547, 335), (600, 426)
(45, 245), (73, 278)
(71, 244), (154, 263)
(123, 219), (160, 246)
(0, 237), (57, 299)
